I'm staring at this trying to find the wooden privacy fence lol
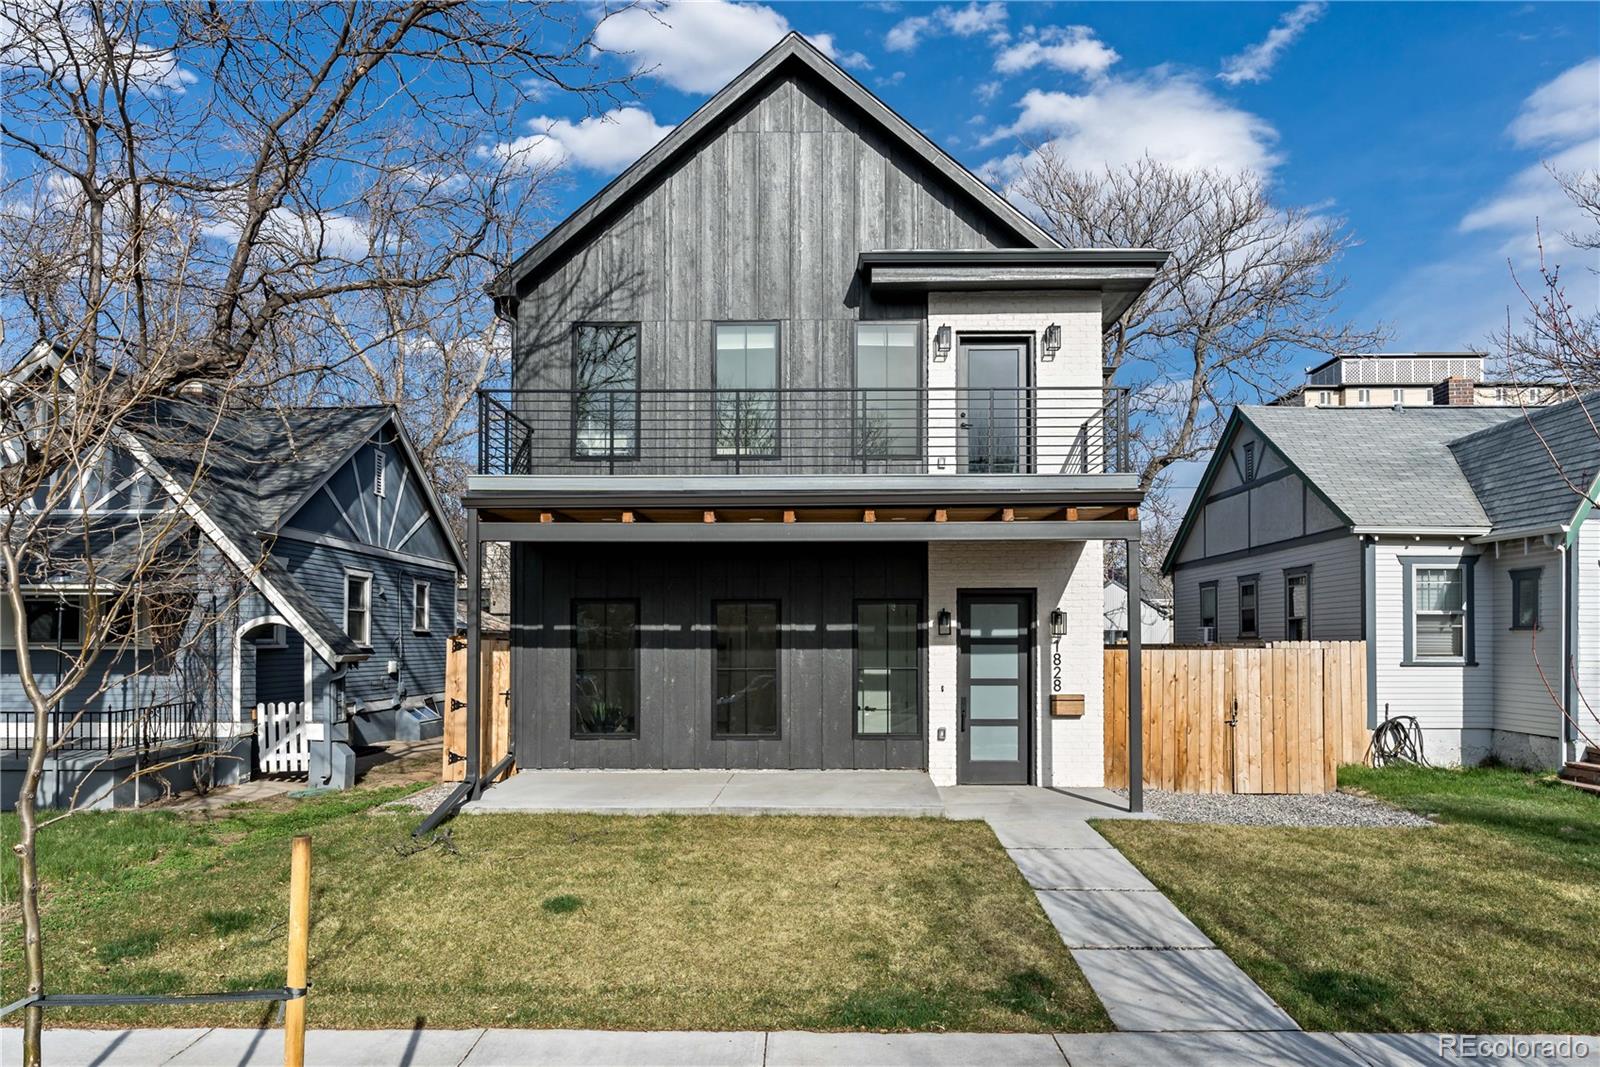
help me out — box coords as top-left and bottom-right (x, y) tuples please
(442, 633), (514, 783)
(1105, 642), (1368, 794)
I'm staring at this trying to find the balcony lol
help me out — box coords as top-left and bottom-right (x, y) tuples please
(477, 387), (1130, 478)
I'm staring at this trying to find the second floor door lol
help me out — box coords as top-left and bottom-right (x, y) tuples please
(960, 340), (1031, 474)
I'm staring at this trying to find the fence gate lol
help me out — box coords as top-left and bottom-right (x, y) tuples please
(256, 701), (310, 776)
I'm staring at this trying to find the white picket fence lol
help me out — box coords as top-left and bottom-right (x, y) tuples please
(255, 701), (310, 775)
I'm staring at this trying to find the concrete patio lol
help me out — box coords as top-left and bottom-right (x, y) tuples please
(460, 769), (955, 817)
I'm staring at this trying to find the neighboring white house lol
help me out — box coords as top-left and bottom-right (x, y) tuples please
(1104, 579), (1173, 645)
(1275, 351), (1560, 408)
(1164, 393), (1600, 769)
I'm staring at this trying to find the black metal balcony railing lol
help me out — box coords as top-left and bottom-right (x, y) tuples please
(478, 387), (1130, 476)
(0, 700), (204, 756)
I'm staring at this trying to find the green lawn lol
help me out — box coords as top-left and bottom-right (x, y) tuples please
(1, 788), (1108, 1032)
(1097, 765), (1600, 1034)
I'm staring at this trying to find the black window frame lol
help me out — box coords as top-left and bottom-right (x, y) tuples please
(852, 598), (924, 740)
(570, 598), (641, 740)
(710, 598), (782, 740)
(1237, 574), (1259, 639)
(570, 322), (642, 463)
(711, 321), (782, 461)
(1198, 581), (1218, 635)
(851, 320), (924, 461)
(20, 595), (83, 648)
(1510, 567), (1541, 632)
(1284, 566), (1312, 641)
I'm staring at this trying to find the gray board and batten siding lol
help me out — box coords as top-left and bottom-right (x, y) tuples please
(507, 69), (1033, 402)
(511, 543), (927, 771)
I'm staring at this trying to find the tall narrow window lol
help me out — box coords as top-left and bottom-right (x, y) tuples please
(373, 447), (386, 497)
(714, 323), (779, 457)
(1198, 582), (1218, 640)
(573, 600), (638, 737)
(714, 601), (779, 737)
(855, 601), (920, 737)
(345, 572), (372, 645)
(1285, 569), (1311, 640)
(1238, 576), (1259, 638)
(1510, 569), (1541, 631)
(854, 323), (920, 459)
(1414, 567), (1465, 657)
(1356, 388), (1372, 405)
(573, 324), (640, 459)
(412, 580), (431, 633)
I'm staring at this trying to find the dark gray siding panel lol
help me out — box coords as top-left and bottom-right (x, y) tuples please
(512, 543), (927, 770)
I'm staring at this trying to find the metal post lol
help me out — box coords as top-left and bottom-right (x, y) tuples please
(1125, 539), (1143, 814)
(465, 510), (482, 800)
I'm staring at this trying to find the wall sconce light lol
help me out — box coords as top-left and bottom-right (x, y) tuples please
(934, 324), (952, 361)
(1042, 323), (1062, 361)
(1050, 609), (1066, 637)
(937, 609), (952, 635)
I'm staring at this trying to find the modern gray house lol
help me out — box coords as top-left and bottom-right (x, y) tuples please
(1164, 393), (1600, 770)
(2, 342), (462, 809)
(461, 35), (1158, 794)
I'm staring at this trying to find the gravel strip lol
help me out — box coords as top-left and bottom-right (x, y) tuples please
(381, 781), (458, 813)
(1111, 787), (1435, 828)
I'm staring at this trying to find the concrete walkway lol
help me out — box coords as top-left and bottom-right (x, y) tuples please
(940, 785), (1298, 1034)
(462, 770), (946, 817)
(6, 1027), (1595, 1066)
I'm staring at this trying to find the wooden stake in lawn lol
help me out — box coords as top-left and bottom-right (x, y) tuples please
(285, 836), (311, 1067)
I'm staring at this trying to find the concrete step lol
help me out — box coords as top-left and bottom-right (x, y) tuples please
(1558, 761), (1600, 787)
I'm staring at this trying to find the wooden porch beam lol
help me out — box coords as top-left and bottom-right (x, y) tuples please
(703, 510), (717, 524)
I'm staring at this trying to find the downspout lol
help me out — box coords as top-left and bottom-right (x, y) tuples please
(1563, 540), (1576, 752)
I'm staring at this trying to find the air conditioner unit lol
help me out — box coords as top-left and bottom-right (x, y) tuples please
(1198, 625), (1217, 645)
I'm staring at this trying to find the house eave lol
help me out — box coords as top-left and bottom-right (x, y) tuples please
(1352, 526), (1494, 538)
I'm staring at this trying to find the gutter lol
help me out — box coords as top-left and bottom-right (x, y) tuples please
(1470, 523), (1569, 545)
(1351, 526), (1493, 538)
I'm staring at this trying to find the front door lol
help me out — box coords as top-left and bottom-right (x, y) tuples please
(957, 592), (1032, 784)
(960, 341), (1030, 473)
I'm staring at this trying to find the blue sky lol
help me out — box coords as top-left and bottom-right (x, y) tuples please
(513, 1), (1599, 364)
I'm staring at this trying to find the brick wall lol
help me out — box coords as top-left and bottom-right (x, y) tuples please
(926, 539), (1105, 787)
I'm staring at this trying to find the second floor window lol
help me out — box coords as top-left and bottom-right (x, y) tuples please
(573, 323), (639, 459)
(714, 323), (779, 457)
(855, 323), (920, 459)
(1238, 577), (1258, 638)
(1198, 582), (1217, 639)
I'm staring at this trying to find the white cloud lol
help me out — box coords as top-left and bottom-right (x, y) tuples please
(203, 208), (370, 260)
(489, 107), (674, 174)
(994, 25), (1118, 78)
(1507, 56), (1600, 147)
(1218, 2), (1326, 86)
(976, 80), (1002, 105)
(593, 1), (865, 93)
(977, 75), (1281, 183)
(1, 5), (197, 93)
(886, 2), (1008, 53)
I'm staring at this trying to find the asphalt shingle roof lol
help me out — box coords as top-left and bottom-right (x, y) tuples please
(1239, 405), (1520, 530)
(1448, 392), (1600, 532)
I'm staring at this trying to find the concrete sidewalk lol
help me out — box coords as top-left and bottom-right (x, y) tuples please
(460, 770), (946, 817)
(5, 1027), (1596, 1066)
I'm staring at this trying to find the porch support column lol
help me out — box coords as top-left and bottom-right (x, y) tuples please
(466, 509), (483, 799)
(1125, 539), (1143, 814)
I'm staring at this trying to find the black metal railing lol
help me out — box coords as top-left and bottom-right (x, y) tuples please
(478, 386), (1130, 476)
(0, 700), (204, 756)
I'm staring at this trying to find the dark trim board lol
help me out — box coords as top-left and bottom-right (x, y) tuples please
(1167, 526), (1351, 572)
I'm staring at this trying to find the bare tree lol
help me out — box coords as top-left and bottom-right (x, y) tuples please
(1, 4), (629, 1061)
(1011, 152), (1385, 580)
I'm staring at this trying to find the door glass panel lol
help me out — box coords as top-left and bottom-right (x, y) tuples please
(855, 323), (920, 459)
(969, 645), (1020, 680)
(966, 346), (1023, 473)
(968, 602), (1023, 637)
(970, 725), (1018, 762)
(969, 684), (1020, 720)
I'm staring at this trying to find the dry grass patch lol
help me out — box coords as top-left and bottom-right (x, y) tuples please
(4, 790), (1106, 1032)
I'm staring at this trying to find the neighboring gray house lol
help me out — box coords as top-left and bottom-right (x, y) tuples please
(461, 34), (1158, 789)
(1165, 394), (1600, 769)
(2, 342), (462, 809)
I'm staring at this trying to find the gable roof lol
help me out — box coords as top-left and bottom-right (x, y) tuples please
(1163, 395), (1599, 573)
(488, 33), (1057, 304)
(1448, 392), (1600, 537)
